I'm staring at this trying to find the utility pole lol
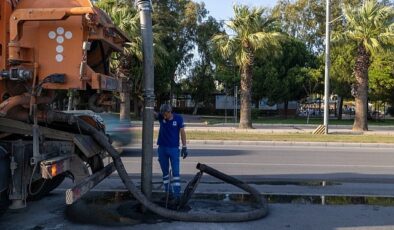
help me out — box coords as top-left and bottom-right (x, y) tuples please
(234, 85), (238, 124)
(137, 0), (154, 200)
(324, 0), (331, 134)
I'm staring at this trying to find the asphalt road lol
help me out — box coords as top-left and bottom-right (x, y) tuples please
(121, 143), (394, 181)
(3, 143), (394, 230)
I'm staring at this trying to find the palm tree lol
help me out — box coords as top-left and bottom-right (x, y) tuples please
(96, 0), (168, 119)
(334, 0), (393, 131)
(212, 5), (282, 128)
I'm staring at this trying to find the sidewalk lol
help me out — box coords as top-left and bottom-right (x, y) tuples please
(3, 188), (394, 230)
(4, 174), (394, 230)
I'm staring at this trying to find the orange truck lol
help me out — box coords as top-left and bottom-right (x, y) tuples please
(0, 0), (129, 215)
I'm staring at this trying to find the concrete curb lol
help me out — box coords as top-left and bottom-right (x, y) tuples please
(187, 140), (394, 148)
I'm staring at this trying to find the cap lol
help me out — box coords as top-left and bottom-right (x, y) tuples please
(159, 104), (172, 114)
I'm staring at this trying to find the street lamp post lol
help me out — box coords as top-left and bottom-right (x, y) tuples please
(323, 0), (331, 134)
(234, 85), (238, 124)
(137, 0), (154, 200)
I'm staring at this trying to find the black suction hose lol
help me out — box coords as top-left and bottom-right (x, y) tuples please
(196, 163), (265, 205)
(47, 112), (268, 222)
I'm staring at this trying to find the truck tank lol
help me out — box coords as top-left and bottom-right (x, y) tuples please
(0, 0), (130, 214)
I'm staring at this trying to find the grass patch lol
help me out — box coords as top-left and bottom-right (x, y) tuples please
(186, 131), (394, 143)
(131, 130), (394, 143)
(201, 117), (394, 126)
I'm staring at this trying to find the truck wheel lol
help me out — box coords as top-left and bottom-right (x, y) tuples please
(0, 189), (9, 217)
(27, 174), (66, 201)
(87, 155), (104, 173)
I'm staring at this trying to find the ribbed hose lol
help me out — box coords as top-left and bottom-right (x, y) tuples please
(47, 111), (268, 222)
(196, 163), (266, 205)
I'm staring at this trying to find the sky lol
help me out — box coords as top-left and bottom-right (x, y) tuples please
(196, 0), (278, 21)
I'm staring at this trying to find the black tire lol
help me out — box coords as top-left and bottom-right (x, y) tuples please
(27, 174), (66, 201)
(0, 189), (9, 217)
(87, 155), (104, 173)
(0, 146), (10, 217)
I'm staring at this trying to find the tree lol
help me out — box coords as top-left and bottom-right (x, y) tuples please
(212, 5), (283, 128)
(369, 50), (394, 114)
(152, 0), (206, 105)
(253, 37), (319, 118)
(330, 44), (355, 120)
(273, 0), (326, 53)
(184, 16), (222, 114)
(95, 0), (136, 120)
(96, 0), (168, 118)
(273, 0), (362, 120)
(330, 0), (362, 120)
(333, 0), (394, 131)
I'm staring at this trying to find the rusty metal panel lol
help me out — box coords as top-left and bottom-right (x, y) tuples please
(73, 134), (103, 158)
(0, 1), (5, 70)
(42, 141), (74, 156)
(0, 118), (75, 141)
(0, 1), (11, 103)
(91, 73), (120, 91)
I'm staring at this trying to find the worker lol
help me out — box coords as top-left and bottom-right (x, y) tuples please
(156, 104), (188, 204)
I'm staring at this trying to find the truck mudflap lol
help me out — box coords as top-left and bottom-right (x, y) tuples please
(66, 162), (115, 205)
